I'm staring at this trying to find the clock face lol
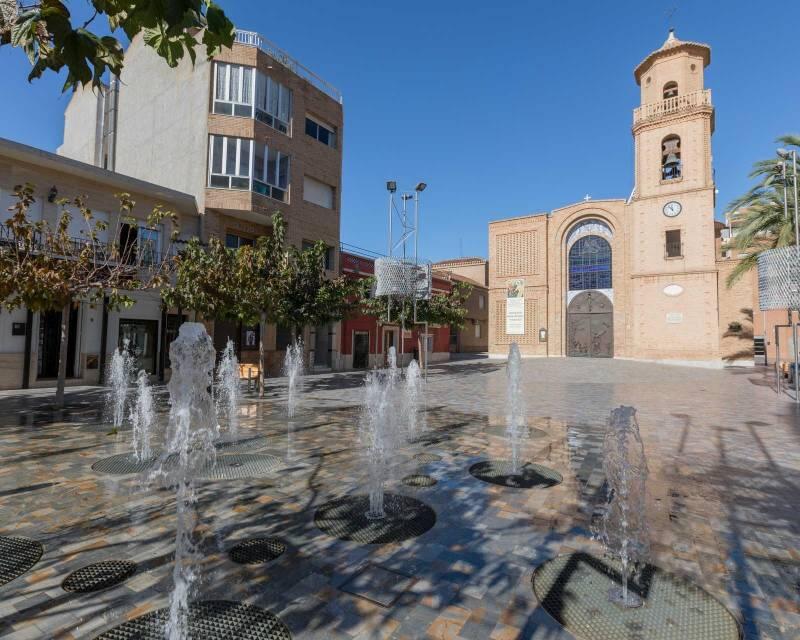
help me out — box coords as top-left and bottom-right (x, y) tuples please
(663, 201), (682, 217)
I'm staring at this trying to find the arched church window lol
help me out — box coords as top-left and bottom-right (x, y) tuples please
(662, 135), (681, 180)
(663, 81), (678, 99)
(569, 236), (612, 291)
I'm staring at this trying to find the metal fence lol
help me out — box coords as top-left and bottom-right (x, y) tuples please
(234, 29), (343, 104)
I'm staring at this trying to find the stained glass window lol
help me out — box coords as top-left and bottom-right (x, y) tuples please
(569, 236), (612, 290)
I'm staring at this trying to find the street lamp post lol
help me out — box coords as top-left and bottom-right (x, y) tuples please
(777, 149), (799, 402)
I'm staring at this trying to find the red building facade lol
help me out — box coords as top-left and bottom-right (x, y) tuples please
(339, 250), (452, 370)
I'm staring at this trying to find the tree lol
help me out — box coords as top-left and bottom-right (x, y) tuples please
(273, 239), (364, 364)
(162, 236), (241, 321)
(725, 135), (799, 286)
(0, 183), (179, 407)
(0, 0), (234, 91)
(238, 213), (288, 398)
(361, 279), (473, 329)
(164, 211), (364, 397)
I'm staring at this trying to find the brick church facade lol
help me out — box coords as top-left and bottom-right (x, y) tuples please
(487, 31), (756, 366)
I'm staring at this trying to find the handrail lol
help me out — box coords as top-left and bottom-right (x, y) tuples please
(633, 89), (712, 125)
(234, 29), (343, 104)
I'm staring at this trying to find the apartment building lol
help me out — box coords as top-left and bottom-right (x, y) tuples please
(0, 137), (200, 390)
(58, 29), (344, 374)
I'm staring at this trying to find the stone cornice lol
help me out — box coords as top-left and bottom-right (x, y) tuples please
(631, 107), (714, 135)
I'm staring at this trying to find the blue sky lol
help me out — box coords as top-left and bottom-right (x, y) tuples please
(1, 0), (798, 261)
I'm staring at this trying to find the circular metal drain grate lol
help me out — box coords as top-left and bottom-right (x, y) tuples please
(62, 560), (137, 593)
(469, 459), (562, 489)
(189, 454), (283, 480)
(402, 474), (437, 488)
(229, 538), (286, 565)
(92, 453), (281, 479)
(82, 422), (132, 433)
(214, 436), (269, 453)
(532, 552), (741, 640)
(92, 453), (159, 475)
(413, 453), (443, 463)
(315, 493), (436, 544)
(93, 600), (292, 639)
(0, 536), (43, 586)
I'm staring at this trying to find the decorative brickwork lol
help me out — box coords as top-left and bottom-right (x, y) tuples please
(497, 231), (537, 277)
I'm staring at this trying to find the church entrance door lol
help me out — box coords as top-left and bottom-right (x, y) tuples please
(567, 291), (613, 358)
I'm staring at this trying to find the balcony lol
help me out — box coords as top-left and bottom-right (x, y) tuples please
(0, 225), (176, 266)
(633, 89), (712, 127)
(234, 29), (343, 104)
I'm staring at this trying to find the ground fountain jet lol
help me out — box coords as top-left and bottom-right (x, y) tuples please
(506, 342), (526, 473)
(130, 369), (155, 462)
(283, 339), (304, 419)
(215, 339), (241, 439)
(107, 339), (134, 431)
(360, 346), (403, 520)
(160, 323), (218, 640)
(599, 405), (649, 608)
(404, 358), (423, 440)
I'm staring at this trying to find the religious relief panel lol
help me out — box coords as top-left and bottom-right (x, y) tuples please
(567, 291), (613, 358)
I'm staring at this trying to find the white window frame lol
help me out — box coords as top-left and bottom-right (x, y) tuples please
(207, 135), (253, 191)
(478, 294), (485, 310)
(213, 63), (255, 118)
(208, 135), (291, 203)
(474, 322), (481, 339)
(252, 142), (290, 202)
(255, 74), (292, 134)
(305, 115), (337, 148)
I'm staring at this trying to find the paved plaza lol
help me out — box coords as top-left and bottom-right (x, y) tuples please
(0, 357), (798, 639)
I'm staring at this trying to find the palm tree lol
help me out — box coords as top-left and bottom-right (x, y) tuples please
(725, 135), (799, 287)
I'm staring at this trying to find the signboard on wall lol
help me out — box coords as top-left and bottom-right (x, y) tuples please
(506, 279), (525, 335)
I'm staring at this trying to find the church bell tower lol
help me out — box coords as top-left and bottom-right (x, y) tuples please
(628, 31), (720, 361)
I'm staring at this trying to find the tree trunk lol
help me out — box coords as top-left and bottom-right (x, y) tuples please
(54, 301), (71, 409)
(258, 312), (267, 398)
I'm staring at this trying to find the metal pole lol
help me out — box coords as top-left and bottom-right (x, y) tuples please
(792, 153), (800, 404)
(414, 190), (419, 324)
(387, 191), (393, 324)
(775, 325), (782, 395)
(792, 151), (799, 251)
(795, 322), (800, 404)
(424, 321), (429, 380)
(387, 191), (393, 259)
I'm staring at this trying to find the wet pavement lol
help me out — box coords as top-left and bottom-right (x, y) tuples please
(0, 357), (798, 639)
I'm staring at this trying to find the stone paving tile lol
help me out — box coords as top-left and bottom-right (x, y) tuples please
(0, 358), (797, 638)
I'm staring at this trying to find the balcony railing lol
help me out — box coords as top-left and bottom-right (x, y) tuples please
(234, 29), (343, 104)
(665, 241), (683, 259)
(0, 225), (177, 267)
(633, 89), (712, 126)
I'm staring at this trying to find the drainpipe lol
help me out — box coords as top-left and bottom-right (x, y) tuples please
(22, 310), (33, 389)
(98, 296), (109, 385)
(158, 305), (167, 383)
(545, 213), (550, 357)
